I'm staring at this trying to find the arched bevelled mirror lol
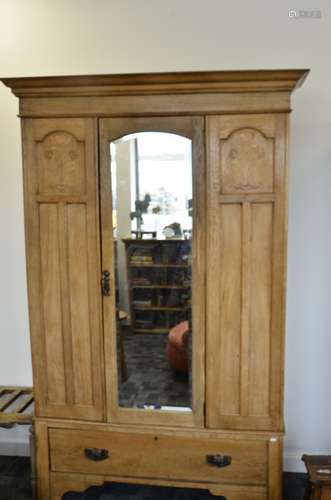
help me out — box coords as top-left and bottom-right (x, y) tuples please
(100, 117), (205, 427)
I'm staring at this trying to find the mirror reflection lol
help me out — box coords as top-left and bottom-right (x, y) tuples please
(110, 132), (193, 411)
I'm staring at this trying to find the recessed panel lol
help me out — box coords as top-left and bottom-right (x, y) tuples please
(213, 204), (242, 418)
(37, 131), (86, 195)
(248, 203), (273, 417)
(39, 203), (66, 405)
(220, 128), (274, 194)
(67, 204), (93, 406)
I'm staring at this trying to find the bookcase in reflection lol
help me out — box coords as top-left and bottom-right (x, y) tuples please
(123, 238), (192, 333)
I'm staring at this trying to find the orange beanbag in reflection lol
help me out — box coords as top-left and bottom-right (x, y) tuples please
(166, 320), (189, 373)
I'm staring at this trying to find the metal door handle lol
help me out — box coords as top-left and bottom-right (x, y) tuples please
(206, 454), (232, 468)
(101, 270), (111, 296)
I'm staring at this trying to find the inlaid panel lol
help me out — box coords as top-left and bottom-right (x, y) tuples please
(220, 127), (274, 194)
(37, 131), (86, 195)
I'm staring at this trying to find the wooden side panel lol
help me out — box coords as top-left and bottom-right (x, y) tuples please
(67, 204), (93, 406)
(206, 114), (287, 431)
(39, 204), (66, 405)
(218, 205), (242, 416)
(249, 204), (273, 417)
(22, 118), (104, 421)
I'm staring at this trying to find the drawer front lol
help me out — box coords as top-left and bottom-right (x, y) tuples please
(49, 428), (268, 486)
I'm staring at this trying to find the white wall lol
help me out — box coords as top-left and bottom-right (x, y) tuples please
(0, 0), (330, 471)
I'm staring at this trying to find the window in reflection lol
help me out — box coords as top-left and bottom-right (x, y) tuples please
(111, 132), (193, 411)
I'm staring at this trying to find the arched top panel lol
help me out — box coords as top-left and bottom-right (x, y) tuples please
(220, 126), (274, 194)
(36, 130), (86, 195)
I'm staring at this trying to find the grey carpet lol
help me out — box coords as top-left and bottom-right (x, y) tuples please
(118, 332), (191, 408)
(0, 456), (33, 500)
(0, 456), (307, 499)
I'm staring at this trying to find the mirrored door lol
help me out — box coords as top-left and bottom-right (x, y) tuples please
(100, 117), (205, 427)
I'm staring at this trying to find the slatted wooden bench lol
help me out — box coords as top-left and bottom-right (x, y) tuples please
(0, 386), (34, 427)
(0, 386), (35, 498)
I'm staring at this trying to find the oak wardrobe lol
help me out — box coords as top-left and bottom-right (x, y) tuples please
(1, 69), (309, 500)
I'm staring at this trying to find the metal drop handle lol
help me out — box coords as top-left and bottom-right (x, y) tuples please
(84, 447), (109, 461)
(206, 454), (232, 468)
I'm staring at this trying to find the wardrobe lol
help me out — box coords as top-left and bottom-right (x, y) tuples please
(1, 69), (308, 500)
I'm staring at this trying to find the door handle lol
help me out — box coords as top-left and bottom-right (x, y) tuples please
(101, 270), (111, 296)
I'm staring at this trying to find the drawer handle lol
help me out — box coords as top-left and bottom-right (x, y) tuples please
(206, 454), (232, 468)
(84, 447), (109, 461)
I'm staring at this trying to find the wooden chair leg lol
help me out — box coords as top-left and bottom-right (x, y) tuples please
(303, 482), (312, 500)
(321, 488), (331, 500)
(313, 485), (322, 500)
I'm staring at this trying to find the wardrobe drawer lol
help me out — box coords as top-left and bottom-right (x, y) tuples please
(49, 428), (268, 486)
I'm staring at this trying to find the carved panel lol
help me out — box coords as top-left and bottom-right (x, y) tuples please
(220, 128), (274, 194)
(37, 131), (86, 195)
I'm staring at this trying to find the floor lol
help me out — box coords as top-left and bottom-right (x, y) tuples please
(118, 332), (191, 408)
(0, 456), (307, 499)
(0, 456), (32, 500)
